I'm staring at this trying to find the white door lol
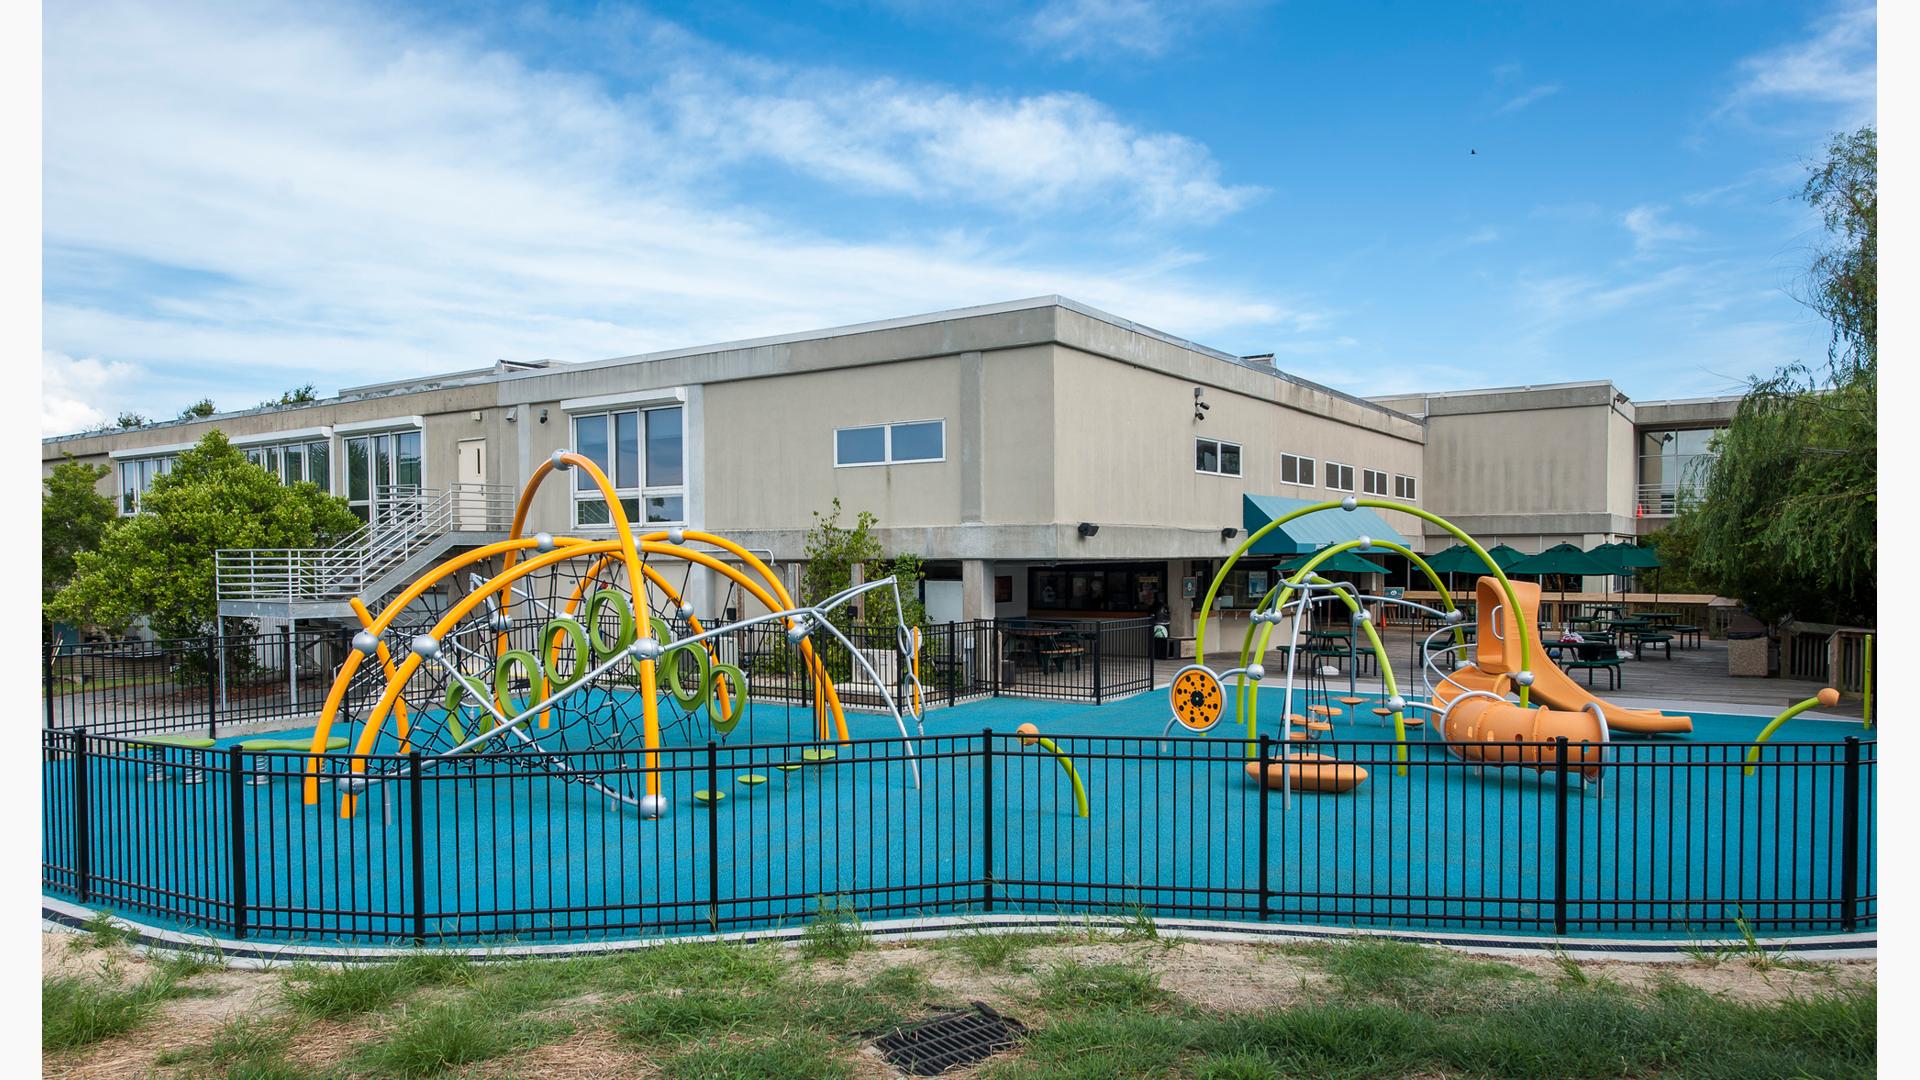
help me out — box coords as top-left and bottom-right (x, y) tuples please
(456, 439), (487, 527)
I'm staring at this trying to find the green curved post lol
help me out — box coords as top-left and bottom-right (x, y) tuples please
(1744, 694), (1835, 776)
(1033, 736), (1090, 818)
(1231, 538), (1467, 773)
(1862, 633), (1873, 730)
(1194, 498), (1535, 708)
(1238, 544), (1410, 773)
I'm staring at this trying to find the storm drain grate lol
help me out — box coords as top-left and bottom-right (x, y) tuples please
(872, 1002), (1026, 1075)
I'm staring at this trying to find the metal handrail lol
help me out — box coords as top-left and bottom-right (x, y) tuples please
(216, 483), (518, 604)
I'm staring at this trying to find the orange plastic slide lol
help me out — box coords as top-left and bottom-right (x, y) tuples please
(1467, 577), (1692, 735)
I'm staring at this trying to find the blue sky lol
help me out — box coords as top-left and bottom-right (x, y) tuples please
(41, 0), (1875, 434)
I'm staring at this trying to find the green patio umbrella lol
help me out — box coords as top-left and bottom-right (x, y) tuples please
(1485, 544), (1528, 571)
(1414, 544), (1484, 608)
(1589, 538), (1666, 607)
(1505, 543), (1616, 621)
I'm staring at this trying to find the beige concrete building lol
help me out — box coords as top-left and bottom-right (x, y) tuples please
(42, 297), (1737, 639)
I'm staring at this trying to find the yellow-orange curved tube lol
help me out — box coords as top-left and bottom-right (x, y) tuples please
(1432, 669), (1605, 779)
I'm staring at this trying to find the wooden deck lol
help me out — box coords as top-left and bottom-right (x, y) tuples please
(1151, 628), (1860, 720)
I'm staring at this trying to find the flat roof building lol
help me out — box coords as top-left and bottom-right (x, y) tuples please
(42, 297), (1739, 643)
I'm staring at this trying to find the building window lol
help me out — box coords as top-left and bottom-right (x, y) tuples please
(1362, 468), (1389, 496)
(245, 439), (332, 493)
(834, 420), (945, 467)
(1637, 428), (1719, 516)
(1281, 453), (1315, 487)
(1325, 462), (1355, 492)
(342, 430), (421, 522)
(118, 455), (175, 514)
(1393, 474), (1418, 500)
(573, 405), (687, 527)
(1195, 438), (1242, 477)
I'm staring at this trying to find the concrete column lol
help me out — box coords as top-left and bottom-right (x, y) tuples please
(960, 559), (995, 621)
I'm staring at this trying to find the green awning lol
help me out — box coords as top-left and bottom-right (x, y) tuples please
(1278, 551), (1390, 575)
(1241, 495), (1411, 556)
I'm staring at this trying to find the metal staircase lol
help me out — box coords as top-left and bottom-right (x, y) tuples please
(216, 484), (517, 621)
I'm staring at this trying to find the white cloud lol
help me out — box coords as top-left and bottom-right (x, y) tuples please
(1029, 0), (1180, 58)
(1026, 0), (1259, 60)
(1495, 83), (1561, 115)
(1725, 3), (1876, 121)
(41, 351), (138, 435)
(1620, 203), (1701, 253)
(41, 0), (1298, 434)
(657, 71), (1260, 221)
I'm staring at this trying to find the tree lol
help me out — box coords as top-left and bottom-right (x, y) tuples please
(798, 499), (928, 629)
(42, 458), (115, 616)
(262, 384), (317, 409)
(114, 411), (148, 429)
(178, 398), (217, 420)
(48, 431), (361, 638)
(1800, 127), (1875, 378)
(1666, 126), (1875, 626)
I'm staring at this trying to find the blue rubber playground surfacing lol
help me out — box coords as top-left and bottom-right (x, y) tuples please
(41, 686), (1876, 946)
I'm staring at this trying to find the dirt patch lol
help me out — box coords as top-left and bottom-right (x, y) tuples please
(1503, 954), (1877, 1004)
(460, 1025), (659, 1079)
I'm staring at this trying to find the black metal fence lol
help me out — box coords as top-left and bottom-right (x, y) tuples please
(44, 630), (359, 738)
(40, 730), (1874, 945)
(994, 618), (1154, 704)
(43, 617), (1155, 739)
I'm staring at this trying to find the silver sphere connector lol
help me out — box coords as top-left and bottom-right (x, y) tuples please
(351, 631), (380, 655)
(1245, 663), (1266, 682)
(550, 449), (574, 471)
(638, 794), (667, 819)
(1357, 534), (1373, 550)
(1513, 670), (1536, 687)
(667, 528), (685, 545)
(488, 612), (513, 634)
(677, 601), (696, 620)
(1341, 496), (1358, 512)
(629, 636), (663, 661)
(787, 618), (813, 644)
(534, 532), (556, 553)
(1445, 609), (1464, 624)
(1354, 609), (1372, 622)
(1387, 694), (1407, 711)
(409, 634), (441, 659)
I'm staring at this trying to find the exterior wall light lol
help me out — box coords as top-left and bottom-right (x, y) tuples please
(1220, 527), (1238, 540)
(1077, 522), (1099, 538)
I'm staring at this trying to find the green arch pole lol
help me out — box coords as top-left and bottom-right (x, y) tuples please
(1241, 544), (1409, 772)
(1195, 498), (1535, 708)
(1233, 538), (1468, 771)
(1745, 690), (1841, 776)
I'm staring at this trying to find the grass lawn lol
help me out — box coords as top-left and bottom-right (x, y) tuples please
(42, 911), (1874, 1079)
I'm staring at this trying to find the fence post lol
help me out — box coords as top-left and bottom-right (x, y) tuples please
(72, 728), (91, 904)
(946, 625), (956, 709)
(981, 729), (994, 912)
(1257, 735), (1271, 921)
(43, 639), (55, 730)
(409, 751), (426, 945)
(991, 622), (1002, 698)
(706, 741), (722, 931)
(1841, 736), (1861, 932)
(1092, 624), (1104, 705)
(1552, 736), (1569, 936)
(228, 745), (248, 940)
(206, 637), (219, 739)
